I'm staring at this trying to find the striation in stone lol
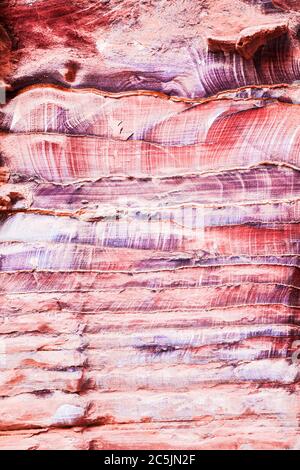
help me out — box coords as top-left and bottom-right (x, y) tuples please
(0, 0), (300, 451)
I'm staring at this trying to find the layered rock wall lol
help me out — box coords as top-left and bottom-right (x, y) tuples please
(0, 0), (300, 450)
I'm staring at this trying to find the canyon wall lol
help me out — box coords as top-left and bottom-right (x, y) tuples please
(0, 0), (300, 449)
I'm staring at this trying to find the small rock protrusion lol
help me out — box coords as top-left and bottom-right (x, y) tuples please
(208, 21), (289, 60)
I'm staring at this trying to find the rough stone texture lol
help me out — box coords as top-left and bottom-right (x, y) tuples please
(0, 0), (300, 450)
(273, 1), (300, 12)
(208, 21), (289, 59)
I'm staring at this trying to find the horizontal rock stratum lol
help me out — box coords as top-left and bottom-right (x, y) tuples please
(0, 0), (300, 450)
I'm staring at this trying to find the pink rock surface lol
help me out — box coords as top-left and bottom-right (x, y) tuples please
(273, 0), (300, 12)
(0, 0), (300, 450)
(208, 21), (289, 59)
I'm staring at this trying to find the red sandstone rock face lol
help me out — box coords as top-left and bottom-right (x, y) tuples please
(273, 0), (300, 12)
(1, 0), (299, 96)
(0, 0), (300, 450)
(208, 21), (289, 59)
(0, 24), (11, 82)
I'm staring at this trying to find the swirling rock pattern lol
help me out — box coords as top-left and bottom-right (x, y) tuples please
(0, 0), (300, 450)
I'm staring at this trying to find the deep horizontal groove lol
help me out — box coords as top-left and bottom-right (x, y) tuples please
(5, 82), (294, 105)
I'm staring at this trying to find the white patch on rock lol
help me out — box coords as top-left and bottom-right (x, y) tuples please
(51, 404), (84, 426)
(235, 359), (299, 384)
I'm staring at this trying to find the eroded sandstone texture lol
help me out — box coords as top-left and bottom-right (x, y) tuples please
(0, 0), (300, 450)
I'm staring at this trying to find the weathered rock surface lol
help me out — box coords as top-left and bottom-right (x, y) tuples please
(1, 0), (300, 97)
(0, 0), (300, 450)
(273, 1), (300, 12)
(0, 24), (11, 83)
(208, 21), (289, 59)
